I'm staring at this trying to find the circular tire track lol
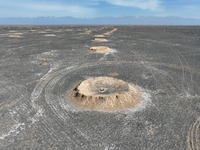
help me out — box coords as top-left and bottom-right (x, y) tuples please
(31, 61), (153, 116)
(29, 59), (200, 149)
(31, 60), (200, 114)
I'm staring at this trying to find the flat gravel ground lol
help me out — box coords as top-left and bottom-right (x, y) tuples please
(0, 26), (200, 150)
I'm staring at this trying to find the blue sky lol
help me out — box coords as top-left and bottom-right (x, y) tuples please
(0, 0), (200, 18)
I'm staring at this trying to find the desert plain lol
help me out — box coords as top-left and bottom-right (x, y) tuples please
(0, 26), (200, 150)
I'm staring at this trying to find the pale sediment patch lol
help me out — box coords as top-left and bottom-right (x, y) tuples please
(92, 38), (108, 42)
(88, 46), (112, 53)
(126, 87), (152, 114)
(70, 76), (141, 112)
(0, 123), (25, 140)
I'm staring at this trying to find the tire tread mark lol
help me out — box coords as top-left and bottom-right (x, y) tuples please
(187, 120), (200, 150)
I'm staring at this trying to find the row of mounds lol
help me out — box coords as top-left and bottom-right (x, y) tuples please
(70, 28), (142, 112)
(89, 28), (118, 54)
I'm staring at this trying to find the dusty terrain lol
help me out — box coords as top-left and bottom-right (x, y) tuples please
(0, 26), (200, 150)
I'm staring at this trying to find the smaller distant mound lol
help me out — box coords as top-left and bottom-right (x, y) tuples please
(8, 35), (21, 38)
(54, 29), (63, 32)
(88, 46), (112, 53)
(92, 38), (108, 42)
(43, 34), (56, 37)
(9, 30), (17, 33)
(39, 62), (48, 66)
(13, 33), (22, 35)
(93, 35), (105, 37)
(108, 73), (118, 76)
(80, 30), (91, 35)
(104, 28), (118, 35)
(38, 31), (47, 33)
(70, 77), (141, 112)
(29, 30), (36, 32)
(111, 28), (117, 32)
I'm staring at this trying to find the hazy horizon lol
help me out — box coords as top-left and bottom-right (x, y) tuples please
(0, 16), (200, 25)
(0, 0), (200, 25)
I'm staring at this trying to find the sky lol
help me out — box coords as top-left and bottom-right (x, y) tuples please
(0, 0), (200, 19)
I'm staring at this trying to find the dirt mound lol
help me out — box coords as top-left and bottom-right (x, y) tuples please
(104, 28), (118, 35)
(13, 33), (22, 35)
(8, 35), (21, 37)
(108, 73), (118, 76)
(38, 31), (47, 33)
(93, 35), (105, 37)
(79, 30), (92, 35)
(43, 34), (56, 37)
(88, 46), (112, 53)
(70, 77), (141, 112)
(92, 38), (108, 42)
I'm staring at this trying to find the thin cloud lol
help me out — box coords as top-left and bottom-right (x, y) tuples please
(24, 4), (95, 17)
(100, 0), (161, 10)
(0, 1), (96, 18)
(159, 5), (200, 19)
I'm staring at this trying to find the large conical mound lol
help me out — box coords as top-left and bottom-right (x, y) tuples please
(70, 77), (141, 112)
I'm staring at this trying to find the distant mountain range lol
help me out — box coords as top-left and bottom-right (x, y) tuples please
(0, 16), (200, 25)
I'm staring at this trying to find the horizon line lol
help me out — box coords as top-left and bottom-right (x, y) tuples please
(0, 16), (200, 20)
